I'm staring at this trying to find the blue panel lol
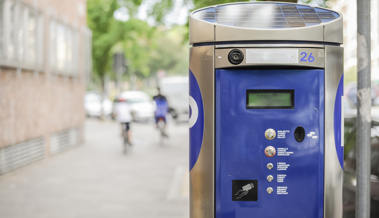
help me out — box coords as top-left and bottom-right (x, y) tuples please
(189, 69), (204, 171)
(334, 75), (344, 169)
(215, 69), (324, 218)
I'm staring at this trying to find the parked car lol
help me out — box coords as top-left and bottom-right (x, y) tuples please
(84, 92), (113, 117)
(343, 116), (379, 218)
(112, 91), (154, 122)
(159, 76), (189, 120)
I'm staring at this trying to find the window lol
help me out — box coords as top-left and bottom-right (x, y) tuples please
(82, 27), (92, 82)
(0, 0), (42, 67)
(49, 19), (80, 75)
(0, 0), (3, 59)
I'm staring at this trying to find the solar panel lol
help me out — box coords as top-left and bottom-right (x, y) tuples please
(193, 3), (339, 29)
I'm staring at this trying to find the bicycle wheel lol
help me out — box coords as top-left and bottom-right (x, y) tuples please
(123, 130), (130, 154)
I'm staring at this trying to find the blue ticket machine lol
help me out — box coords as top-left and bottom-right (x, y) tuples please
(189, 2), (343, 218)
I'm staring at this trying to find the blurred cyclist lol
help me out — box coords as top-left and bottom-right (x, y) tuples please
(153, 88), (169, 137)
(114, 98), (132, 144)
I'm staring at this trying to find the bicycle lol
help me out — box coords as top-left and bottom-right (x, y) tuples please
(157, 117), (167, 145)
(122, 123), (131, 154)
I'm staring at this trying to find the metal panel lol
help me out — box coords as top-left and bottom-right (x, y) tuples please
(50, 128), (80, 155)
(215, 68), (325, 218)
(216, 43), (325, 49)
(189, 46), (215, 218)
(189, 2), (343, 44)
(215, 24), (324, 43)
(192, 3), (340, 28)
(189, 16), (215, 45)
(324, 46), (344, 218)
(0, 137), (45, 175)
(324, 18), (344, 44)
(215, 48), (324, 69)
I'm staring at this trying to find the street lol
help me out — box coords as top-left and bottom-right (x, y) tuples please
(0, 119), (189, 218)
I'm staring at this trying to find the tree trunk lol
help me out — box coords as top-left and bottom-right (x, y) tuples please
(100, 74), (105, 121)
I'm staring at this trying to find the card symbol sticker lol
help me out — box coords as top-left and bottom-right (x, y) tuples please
(232, 180), (258, 201)
(307, 131), (318, 139)
(235, 183), (254, 199)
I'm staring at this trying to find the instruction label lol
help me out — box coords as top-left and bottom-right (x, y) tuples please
(277, 130), (290, 139)
(277, 148), (294, 156)
(277, 174), (287, 183)
(277, 162), (290, 171)
(277, 186), (288, 195)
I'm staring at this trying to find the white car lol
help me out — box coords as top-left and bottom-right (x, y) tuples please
(113, 91), (155, 122)
(85, 92), (113, 117)
(159, 76), (189, 120)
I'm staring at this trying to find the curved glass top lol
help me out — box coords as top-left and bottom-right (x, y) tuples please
(192, 3), (340, 29)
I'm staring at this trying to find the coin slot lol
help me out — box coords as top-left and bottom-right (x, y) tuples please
(294, 126), (305, 142)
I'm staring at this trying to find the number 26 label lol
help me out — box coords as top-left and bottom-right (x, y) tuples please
(300, 52), (315, 63)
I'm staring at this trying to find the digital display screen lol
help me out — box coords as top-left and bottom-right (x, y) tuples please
(247, 90), (294, 109)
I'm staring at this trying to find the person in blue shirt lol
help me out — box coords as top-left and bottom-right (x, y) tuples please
(153, 88), (169, 137)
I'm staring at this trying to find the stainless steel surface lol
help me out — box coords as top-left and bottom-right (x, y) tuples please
(189, 2), (343, 44)
(267, 175), (274, 182)
(189, 46), (215, 218)
(215, 44), (325, 49)
(324, 46), (344, 218)
(267, 187), (273, 194)
(189, 16), (214, 45)
(215, 25), (324, 43)
(215, 48), (325, 69)
(265, 129), (276, 140)
(324, 18), (344, 44)
(357, 0), (372, 217)
(267, 163), (274, 170)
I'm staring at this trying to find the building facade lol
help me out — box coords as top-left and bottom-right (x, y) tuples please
(0, 0), (92, 175)
(331, 0), (379, 80)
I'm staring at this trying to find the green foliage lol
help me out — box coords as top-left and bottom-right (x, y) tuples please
(87, 0), (126, 83)
(88, 0), (188, 88)
(191, 0), (248, 10)
(345, 66), (358, 85)
(148, 26), (189, 76)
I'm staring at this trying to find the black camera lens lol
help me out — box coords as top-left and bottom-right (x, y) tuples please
(228, 49), (244, 65)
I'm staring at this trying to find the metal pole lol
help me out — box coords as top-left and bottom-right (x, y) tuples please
(117, 70), (122, 92)
(356, 0), (371, 217)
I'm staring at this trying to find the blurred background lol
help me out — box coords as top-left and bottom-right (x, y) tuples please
(0, 0), (378, 217)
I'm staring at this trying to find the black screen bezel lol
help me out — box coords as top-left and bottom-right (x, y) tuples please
(246, 89), (295, 109)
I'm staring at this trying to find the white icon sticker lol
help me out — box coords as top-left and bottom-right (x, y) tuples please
(235, 183), (254, 200)
(307, 131), (318, 139)
(189, 96), (198, 128)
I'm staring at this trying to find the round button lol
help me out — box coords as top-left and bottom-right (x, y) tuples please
(267, 163), (274, 170)
(265, 129), (276, 140)
(265, 146), (276, 157)
(267, 187), (274, 194)
(267, 175), (274, 182)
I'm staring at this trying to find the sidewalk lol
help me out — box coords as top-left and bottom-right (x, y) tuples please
(0, 119), (189, 218)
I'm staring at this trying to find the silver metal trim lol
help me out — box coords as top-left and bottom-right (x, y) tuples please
(189, 2), (343, 45)
(215, 25), (324, 43)
(215, 48), (325, 69)
(324, 46), (344, 218)
(189, 46), (215, 218)
(324, 15), (344, 44)
(215, 44), (325, 49)
(189, 16), (215, 44)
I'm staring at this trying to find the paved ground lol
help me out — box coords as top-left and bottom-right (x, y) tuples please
(0, 119), (189, 218)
